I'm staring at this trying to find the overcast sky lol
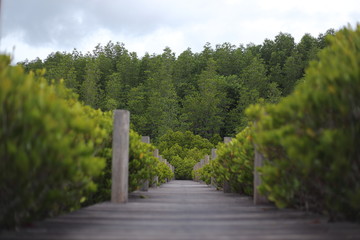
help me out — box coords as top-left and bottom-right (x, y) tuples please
(1, 0), (359, 63)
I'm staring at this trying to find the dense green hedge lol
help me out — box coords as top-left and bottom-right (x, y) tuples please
(195, 127), (254, 195)
(0, 56), (173, 228)
(196, 25), (360, 221)
(156, 161), (174, 184)
(247, 25), (360, 221)
(0, 56), (107, 228)
(129, 130), (173, 190)
(157, 130), (213, 179)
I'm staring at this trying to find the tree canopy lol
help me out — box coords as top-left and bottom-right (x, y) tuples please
(19, 29), (334, 142)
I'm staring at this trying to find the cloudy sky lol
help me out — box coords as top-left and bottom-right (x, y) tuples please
(1, 0), (359, 63)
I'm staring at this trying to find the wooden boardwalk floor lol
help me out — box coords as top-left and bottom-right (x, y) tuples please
(1, 180), (360, 240)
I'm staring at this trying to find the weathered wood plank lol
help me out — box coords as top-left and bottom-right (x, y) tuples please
(1, 181), (360, 240)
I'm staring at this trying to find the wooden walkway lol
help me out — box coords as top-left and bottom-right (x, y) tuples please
(1, 180), (360, 240)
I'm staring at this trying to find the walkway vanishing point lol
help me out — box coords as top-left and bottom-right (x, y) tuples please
(1, 180), (360, 240)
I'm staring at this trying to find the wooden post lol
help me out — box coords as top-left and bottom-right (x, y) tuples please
(223, 137), (232, 193)
(111, 110), (130, 203)
(254, 146), (269, 204)
(140, 136), (150, 191)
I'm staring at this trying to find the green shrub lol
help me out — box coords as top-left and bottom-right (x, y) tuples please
(128, 130), (158, 191)
(198, 127), (254, 195)
(0, 56), (107, 228)
(172, 155), (197, 180)
(157, 130), (213, 179)
(197, 163), (213, 185)
(0, 56), (173, 229)
(247, 25), (360, 221)
(156, 161), (174, 184)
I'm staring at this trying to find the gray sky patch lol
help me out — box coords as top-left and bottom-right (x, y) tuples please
(1, 0), (359, 63)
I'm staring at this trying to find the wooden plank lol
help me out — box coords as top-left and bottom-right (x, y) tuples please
(2, 181), (360, 240)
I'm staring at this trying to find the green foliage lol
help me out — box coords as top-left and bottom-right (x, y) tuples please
(0, 56), (107, 228)
(172, 156), (197, 180)
(0, 56), (174, 229)
(20, 29), (331, 139)
(157, 130), (214, 179)
(145, 62), (180, 139)
(157, 130), (214, 154)
(128, 130), (158, 191)
(156, 161), (174, 184)
(181, 59), (227, 139)
(9, 25), (357, 224)
(80, 59), (102, 108)
(196, 163), (213, 185)
(247, 25), (360, 221)
(241, 56), (269, 98)
(199, 127), (254, 195)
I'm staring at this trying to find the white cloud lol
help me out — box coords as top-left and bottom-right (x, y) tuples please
(257, 0), (357, 14)
(1, 0), (359, 63)
(2, 32), (57, 64)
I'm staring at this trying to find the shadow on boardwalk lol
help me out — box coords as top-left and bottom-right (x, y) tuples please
(1, 180), (359, 240)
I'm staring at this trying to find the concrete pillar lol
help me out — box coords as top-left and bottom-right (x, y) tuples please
(196, 162), (202, 181)
(153, 176), (159, 187)
(254, 146), (269, 204)
(211, 148), (217, 160)
(153, 149), (159, 158)
(204, 155), (210, 165)
(111, 110), (130, 203)
(141, 136), (150, 144)
(194, 162), (200, 181)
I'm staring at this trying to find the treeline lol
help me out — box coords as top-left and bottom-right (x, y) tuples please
(0, 57), (173, 229)
(19, 29), (334, 141)
(196, 25), (360, 221)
